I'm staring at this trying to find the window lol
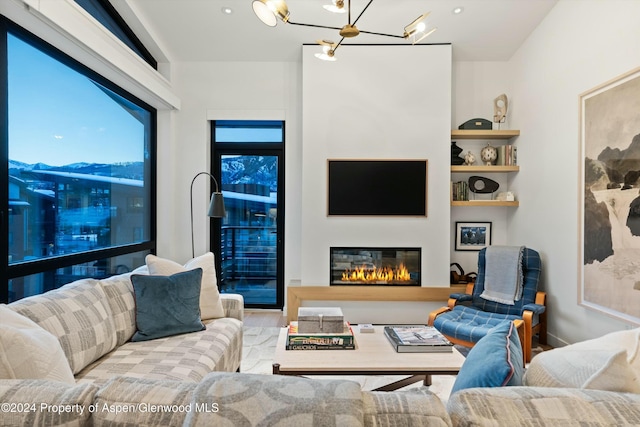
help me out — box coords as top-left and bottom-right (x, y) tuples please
(1, 19), (156, 303)
(212, 120), (285, 309)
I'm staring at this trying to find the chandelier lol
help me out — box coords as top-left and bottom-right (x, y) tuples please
(251, 0), (436, 61)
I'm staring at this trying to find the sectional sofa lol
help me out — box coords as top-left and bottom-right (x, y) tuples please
(2, 255), (640, 426)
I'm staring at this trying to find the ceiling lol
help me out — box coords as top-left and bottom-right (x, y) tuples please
(112, 0), (558, 63)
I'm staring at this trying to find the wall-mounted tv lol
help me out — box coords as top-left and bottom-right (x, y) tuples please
(327, 159), (428, 216)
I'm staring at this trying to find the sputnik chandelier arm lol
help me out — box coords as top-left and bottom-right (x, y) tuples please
(251, 0), (436, 61)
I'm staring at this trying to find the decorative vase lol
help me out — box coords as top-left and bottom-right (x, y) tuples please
(480, 143), (497, 166)
(464, 151), (476, 166)
(451, 141), (465, 165)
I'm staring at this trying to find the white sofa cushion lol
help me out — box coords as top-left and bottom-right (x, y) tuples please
(524, 329), (640, 393)
(9, 279), (118, 374)
(571, 328), (640, 373)
(0, 380), (97, 426)
(146, 253), (225, 320)
(448, 386), (640, 426)
(75, 317), (243, 384)
(93, 377), (196, 426)
(0, 305), (75, 384)
(184, 372), (364, 427)
(99, 265), (149, 346)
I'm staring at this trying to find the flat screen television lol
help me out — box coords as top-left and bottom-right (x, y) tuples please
(327, 159), (428, 216)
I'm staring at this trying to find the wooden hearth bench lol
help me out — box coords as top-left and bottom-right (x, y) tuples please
(286, 285), (466, 323)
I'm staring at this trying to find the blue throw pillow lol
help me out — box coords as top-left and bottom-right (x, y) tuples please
(451, 320), (523, 394)
(131, 268), (206, 342)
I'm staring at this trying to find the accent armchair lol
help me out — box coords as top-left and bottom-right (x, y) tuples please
(428, 247), (547, 362)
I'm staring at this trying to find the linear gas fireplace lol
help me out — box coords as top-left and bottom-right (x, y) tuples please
(330, 247), (421, 286)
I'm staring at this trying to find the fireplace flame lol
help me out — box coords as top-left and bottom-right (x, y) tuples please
(341, 263), (412, 284)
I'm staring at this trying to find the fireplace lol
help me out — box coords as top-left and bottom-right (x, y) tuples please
(330, 247), (421, 286)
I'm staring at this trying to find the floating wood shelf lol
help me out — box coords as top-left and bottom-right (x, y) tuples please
(451, 200), (519, 207)
(451, 129), (520, 139)
(451, 165), (519, 173)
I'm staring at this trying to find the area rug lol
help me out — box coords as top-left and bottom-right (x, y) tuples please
(241, 326), (457, 404)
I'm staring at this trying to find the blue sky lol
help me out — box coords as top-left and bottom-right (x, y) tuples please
(8, 33), (146, 166)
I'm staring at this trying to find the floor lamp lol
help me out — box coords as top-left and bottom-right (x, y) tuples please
(190, 172), (226, 258)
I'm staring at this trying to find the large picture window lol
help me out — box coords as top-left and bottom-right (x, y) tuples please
(1, 19), (156, 303)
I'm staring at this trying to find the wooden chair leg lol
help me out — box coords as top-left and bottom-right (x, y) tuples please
(513, 319), (526, 365)
(535, 292), (548, 345)
(522, 312), (534, 363)
(537, 312), (548, 346)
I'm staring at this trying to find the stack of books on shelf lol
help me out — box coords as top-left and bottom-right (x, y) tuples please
(451, 181), (469, 201)
(496, 145), (517, 166)
(383, 325), (453, 353)
(286, 321), (355, 350)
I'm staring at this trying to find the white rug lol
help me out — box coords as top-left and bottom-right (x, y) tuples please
(241, 326), (456, 404)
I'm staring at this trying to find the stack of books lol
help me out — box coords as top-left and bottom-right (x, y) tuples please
(496, 145), (517, 166)
(286, 321), (355, 350)
(383, 325), (453, 353)
(451, 181), (469, 201)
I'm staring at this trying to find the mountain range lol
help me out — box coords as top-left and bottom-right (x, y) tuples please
(9, 160), (144, 180)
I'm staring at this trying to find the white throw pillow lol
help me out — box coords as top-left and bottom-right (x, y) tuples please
(524, 347), (640, 393)
(562, 328), (640, 376)
(145, 253), (225, 319)
(0, 304), (75, 384)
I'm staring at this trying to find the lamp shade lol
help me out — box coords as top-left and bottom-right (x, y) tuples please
(252, 0), (290, 27)
(190, 171), (226, 258)
(208, 192), (226, 218)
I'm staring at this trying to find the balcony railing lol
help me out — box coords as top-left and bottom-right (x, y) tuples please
(220, 226), (277, 283)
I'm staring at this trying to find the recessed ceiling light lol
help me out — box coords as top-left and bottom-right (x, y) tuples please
(452, 6), (464, 15)
(221, 7), (233, 15)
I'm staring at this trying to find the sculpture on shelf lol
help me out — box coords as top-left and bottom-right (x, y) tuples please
(493, 93), (508, 125)
(480, 143), (498, 166)
(451, 141), (465, 165)
(469, 176), (499, 195)
(464, 151), (476, 166)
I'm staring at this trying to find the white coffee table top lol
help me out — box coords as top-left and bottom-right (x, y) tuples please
(273, 325), (466, 375)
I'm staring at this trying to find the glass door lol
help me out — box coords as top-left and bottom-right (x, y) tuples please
(211, 121), (284, 309)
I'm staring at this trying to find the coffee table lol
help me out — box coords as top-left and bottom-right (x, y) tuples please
(272, 325), (466, 391)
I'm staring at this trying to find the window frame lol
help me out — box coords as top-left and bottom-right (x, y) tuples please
(0, 16), (157, 303)
(211, 120), (286, 309)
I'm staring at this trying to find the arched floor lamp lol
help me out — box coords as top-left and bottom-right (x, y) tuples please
(190, 172), (226, 258)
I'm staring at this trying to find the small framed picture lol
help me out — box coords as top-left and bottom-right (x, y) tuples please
(455, 222), (492, 251)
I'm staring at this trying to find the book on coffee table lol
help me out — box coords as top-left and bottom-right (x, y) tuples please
(286, 321), (355, 350)
(383, 325), (453, 353)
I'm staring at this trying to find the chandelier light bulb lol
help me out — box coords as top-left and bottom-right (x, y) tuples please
(252, 1), (435, 61)
(252, 1), (276, 26)
(315, 46), (337, 61)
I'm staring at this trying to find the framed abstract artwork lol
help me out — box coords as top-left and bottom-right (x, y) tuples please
(455, 222), (492, 251)
(579, 66), (640, 324)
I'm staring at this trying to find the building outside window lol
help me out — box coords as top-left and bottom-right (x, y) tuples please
(1, 19), (156, 303)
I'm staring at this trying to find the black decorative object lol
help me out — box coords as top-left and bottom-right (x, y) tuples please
(468, 176), (499, 194)
(451, 141), (465, 165)
(458, 118), (492, 130)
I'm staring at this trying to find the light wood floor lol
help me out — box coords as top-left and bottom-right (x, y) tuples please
(244, 310), (287, 328)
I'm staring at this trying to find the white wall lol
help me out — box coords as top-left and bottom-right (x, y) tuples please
(507, 0), (640, 345)
(300, 45), (452, 290)
(162, 61), (303, 295)
(297, 44), (452, 323)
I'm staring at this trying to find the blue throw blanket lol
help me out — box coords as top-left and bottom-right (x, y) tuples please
(480, 246), (524, 305)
